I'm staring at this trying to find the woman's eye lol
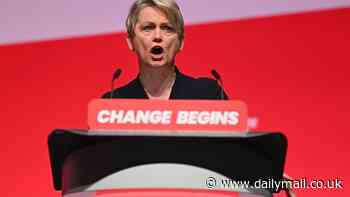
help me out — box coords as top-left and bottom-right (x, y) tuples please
(163, 26), (174, 32)
(143, 26), (153, 31)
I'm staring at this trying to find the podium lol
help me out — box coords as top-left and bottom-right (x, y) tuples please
(48, 129), (287, 197)
(48, 100), (288, 197)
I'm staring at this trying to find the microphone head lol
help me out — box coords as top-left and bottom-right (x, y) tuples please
(211, 69), (221, 80)
(112, 68), (122, 81)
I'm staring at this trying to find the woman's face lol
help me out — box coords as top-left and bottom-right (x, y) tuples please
(127, 6), (183, 69)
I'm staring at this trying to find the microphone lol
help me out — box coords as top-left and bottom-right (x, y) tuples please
(211, 69), (225, 100)
(110, 68), (122, 99)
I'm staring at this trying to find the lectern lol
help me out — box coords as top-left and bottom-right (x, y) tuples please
(48, 100), (288, 197)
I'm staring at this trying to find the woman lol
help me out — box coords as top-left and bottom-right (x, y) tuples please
(103, 0), (227, 100)
(102, 1), (296, 196)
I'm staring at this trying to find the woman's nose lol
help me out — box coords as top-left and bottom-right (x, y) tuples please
(152, 28), (163, 43)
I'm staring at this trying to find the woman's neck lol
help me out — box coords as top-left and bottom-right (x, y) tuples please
(139, 66), (176, 99)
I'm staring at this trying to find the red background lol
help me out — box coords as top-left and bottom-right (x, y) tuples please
(0, 8), (349, 196)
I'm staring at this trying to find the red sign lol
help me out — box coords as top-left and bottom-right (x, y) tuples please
(88, 99), (248, 132)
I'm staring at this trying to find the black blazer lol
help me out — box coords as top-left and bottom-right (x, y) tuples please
(102, 68), (228, 100)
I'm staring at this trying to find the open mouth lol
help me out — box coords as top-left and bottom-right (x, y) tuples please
(151, 46), (164, 55)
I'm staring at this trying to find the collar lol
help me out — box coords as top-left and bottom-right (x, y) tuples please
(136, 66), (182, 99)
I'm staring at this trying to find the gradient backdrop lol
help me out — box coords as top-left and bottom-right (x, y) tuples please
(1, 1), (349, 196)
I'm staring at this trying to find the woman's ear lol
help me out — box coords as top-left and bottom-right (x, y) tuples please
(126, 37), (134, 51)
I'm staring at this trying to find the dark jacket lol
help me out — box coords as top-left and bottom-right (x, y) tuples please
(102, 68), (228, 100)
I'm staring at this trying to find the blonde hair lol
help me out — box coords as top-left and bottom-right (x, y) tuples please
(126, 0), (184, 42)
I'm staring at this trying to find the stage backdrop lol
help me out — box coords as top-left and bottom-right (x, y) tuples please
(1, 1), (349, 196)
